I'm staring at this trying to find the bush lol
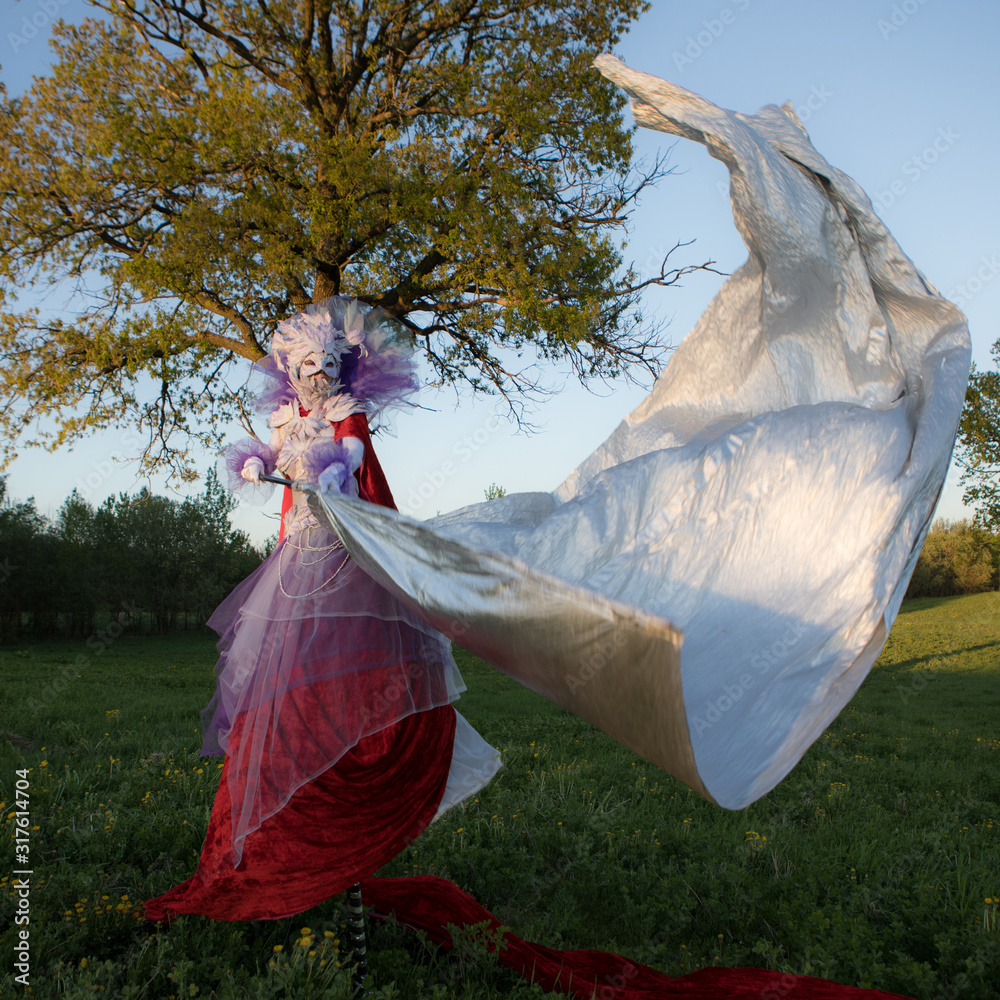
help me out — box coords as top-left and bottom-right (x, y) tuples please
(906, 518), (998, 598)
(0, 472), (267, 640)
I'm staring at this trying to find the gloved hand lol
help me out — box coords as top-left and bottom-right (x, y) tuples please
(317, 459), (353, 495)
(241, 456), (265, 484)
(315, 437), (364, 496)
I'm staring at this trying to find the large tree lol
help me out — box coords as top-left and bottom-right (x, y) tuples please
(0, 0), (708, 479)
(958, 336), (1000, 530)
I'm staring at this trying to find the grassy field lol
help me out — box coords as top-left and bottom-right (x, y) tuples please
(1, 592), (998, 999)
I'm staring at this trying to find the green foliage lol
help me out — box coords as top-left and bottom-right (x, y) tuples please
(0, 472), (264, 639)
(1, 594), (999, 998)
(483, 482), (507, 500)
(906, 518), (999, 598)
(0, 0), (715, 480)
(958, 337), (1000, 529)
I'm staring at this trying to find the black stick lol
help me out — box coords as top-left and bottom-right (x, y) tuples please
(347, 882), (370, 997)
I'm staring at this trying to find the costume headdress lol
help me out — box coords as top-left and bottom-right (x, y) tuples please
(255, 297), (420, 422)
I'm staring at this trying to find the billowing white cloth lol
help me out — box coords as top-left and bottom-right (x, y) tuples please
(434, 711), (503, 822)
(309, 58), (970, 810)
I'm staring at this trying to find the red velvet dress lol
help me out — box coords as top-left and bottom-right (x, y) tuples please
(145, 412), (459, 921)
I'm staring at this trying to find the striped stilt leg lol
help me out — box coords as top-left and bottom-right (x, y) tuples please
(347, 882), (370, 997)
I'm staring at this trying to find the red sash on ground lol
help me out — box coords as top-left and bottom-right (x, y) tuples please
(360, 874), (916, 1000)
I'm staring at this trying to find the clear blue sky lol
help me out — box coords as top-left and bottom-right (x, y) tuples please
(3, 0), (998, 543)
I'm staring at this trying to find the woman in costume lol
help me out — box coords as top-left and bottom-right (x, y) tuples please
(145, 298), (500, 922)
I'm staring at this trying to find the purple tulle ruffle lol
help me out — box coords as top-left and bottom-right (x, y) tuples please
(250, 357), (299, 417)
(298, 438), (361, 495)
(220, 438), (278, 503)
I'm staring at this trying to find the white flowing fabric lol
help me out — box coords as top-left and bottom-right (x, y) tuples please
(308, 58), (970, 811)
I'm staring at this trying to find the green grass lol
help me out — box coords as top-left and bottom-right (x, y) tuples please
(1, 592), (998, 999)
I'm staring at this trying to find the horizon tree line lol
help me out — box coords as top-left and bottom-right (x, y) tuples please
(0, 468), (995, 644)
(0, 470), (268, 641)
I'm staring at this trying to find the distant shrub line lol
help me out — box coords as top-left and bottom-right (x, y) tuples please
(905, 518), (999, 599)
(0, 471), (270, 641)
(1, 474), (991, 641)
